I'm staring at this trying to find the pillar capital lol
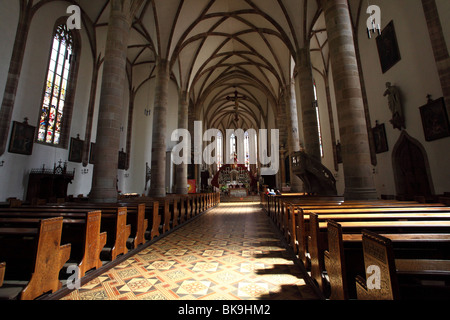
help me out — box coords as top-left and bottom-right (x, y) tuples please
(110, 0), (145, 25)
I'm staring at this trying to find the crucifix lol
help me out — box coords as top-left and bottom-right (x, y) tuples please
(226, 88), (246, 122)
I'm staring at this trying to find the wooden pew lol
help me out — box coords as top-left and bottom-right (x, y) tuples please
(0, 217), (71, 300)
(35, 202), (149, 250)
(101, 207), (131, 261)
(324, 220), (450, 299)
(70, 202), (149, 250)
(147, 200), (161, 240)
(289, 204), (450, 268)
(282, 201), (447, 243)
(307, 213), (450, 296)
(0, 211), (107, 279)
(76, 211), (107, 277)
(272, 195), (344, 224)
(0, 193), (215, 299)
(0, 203), (145, 251)
(0, 206), (131, 263)
(355, 230), (450, 300)
(130, 204), (147, 249)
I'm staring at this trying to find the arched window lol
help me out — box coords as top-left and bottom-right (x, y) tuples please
(313, 81), (324, 158)
(230, 133), (236, 161)
(217, 131), (223, 169)
(244, 131), (250, 170)
(38, 23), (78, 146)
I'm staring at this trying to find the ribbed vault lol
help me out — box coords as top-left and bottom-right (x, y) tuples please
(71, 0), (325, 133)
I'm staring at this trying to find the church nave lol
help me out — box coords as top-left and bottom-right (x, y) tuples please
(60, 202), (319, 301)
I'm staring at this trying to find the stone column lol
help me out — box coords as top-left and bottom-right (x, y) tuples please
(90, 4), (131, 203)
(422, 0), (450, 114)
(296, 46), (322, 161)
(283, 87), (303, 192)
(322, 0), (377, 200)
(149, 59), (170, 197)
(0, 3), (32, 156)
(175, 90), (189, 194)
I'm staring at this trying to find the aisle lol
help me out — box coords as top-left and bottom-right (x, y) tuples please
(61, 202), (319, 300)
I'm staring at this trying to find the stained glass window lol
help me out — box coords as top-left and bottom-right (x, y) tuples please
(244, 131), (250, 170)
(217, 131), (223, 169)
(38, 24), (74, 145)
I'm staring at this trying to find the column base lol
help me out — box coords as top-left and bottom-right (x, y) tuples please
(89, 188), (118, 203)
(148, 188), (166, 198)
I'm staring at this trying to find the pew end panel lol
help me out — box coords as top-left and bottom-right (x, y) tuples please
(133, 204), (148, 249)
(324, 220), (349, 300)
(110, 208), (132, 261)
(308, 213), (328, 294)
(149, 201), (161, 239)
(355, 230), (400, 300)
(20, 217), (72, 300)
(78, 211), (108, 278)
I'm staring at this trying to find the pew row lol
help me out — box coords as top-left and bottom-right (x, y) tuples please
(262, 196), (450, 299)
(0, 217), (71, 300)
(0, 193), (220, 299)
(0, 211), (107, 279)
(354, 230), (450, 300)
(324, 220), (450, 300)
(288, 204), (450, 269)
(307, 212), (450, 296)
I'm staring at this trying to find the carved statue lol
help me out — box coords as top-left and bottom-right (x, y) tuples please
(384, 82), (405, 130)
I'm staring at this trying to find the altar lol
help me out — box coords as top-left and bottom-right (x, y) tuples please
(211, 163), (257, 197)
(229, 188), (248, 198)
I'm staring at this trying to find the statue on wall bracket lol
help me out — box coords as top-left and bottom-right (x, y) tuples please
(384, 82), (405, 130)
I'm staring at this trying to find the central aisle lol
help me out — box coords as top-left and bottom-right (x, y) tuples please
(61, 202), (320, 300)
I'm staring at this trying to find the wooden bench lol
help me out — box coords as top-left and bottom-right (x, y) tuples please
(281, 201), (447, 240)
(0, 193), (219, 299)
(308, 212), (450, 294)
(0, 217), (71, 300)
(324, 220), (450, 299)
(0, 206), (131, 264)
(0, 203), (146, 251)
(289, 205), (450, 267)
(271, 201), (450, 289)
(354, 230), (450, 300)
(76, 211), (107, 277)
(99, 207), (131, 261)
(32, 202), (150, 250)
(0, 211), (107, 279)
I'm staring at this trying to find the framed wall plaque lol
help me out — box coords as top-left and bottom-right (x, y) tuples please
(419, 97), (450, 141)
(68, 136), (83, 163)
(373, 123), (389, 154)
(89, 142), (96, 164)
(118, 150), (127, 170)
(8, 120), (36, 155)
(376, 20), (401, 74)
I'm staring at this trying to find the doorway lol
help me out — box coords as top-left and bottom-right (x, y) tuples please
(392, 131), (434, 200)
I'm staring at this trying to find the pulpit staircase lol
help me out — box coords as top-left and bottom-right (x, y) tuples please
(291, 151), (337, 196)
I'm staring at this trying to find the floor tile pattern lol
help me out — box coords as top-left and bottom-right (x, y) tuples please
(61, 202), (319, 300)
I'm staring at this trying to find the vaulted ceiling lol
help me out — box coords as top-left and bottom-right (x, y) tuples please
(64, 0), (364, 131)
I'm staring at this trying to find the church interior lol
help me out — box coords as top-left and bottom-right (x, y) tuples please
(0, 0), (450, 304)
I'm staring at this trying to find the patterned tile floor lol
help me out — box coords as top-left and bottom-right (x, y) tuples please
(60, 202), (319, 301)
